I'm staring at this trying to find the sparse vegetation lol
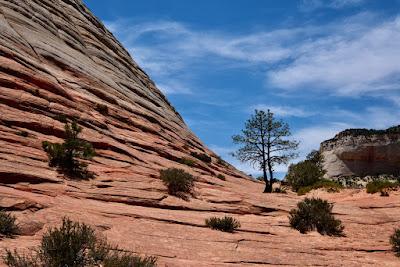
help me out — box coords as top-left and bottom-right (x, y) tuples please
(232, 109), (299, 193)
(366, 180), (399, 194)
(42, 121), (95, 179)
(390, 228), (400, 257)
(190, 152), (212, 163)
(96, 103), (109, 115)
(160, 168), (195, 199)
(273, 186), (287, 194)
(55, 114), (68, 123)
(216, 156), (227, 166)
(16, 131), (29, 137)
(179, 157), (196, 167)
(205, 216), (241, 233)
(217, 174), (226, 180)
(4, 218), (157, 267)
(297, 179), (343, 196)
(289, 197), (344, 236)
(0, 211), (19, 237)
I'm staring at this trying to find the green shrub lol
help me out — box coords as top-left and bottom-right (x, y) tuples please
(297, 179), (343, 195)
(16, 131), (29, 137)
(160, 168), (195, 199)
(205, 216), (241, 233)
(4, 218), (157, 267)
(42, 121), (95, 179)
(273, 187), (287, 194)
(179, 157), (195, 167)
(217, 174), (226, 180)
(190, 152), (212, 163)
(96, 103), (109, 115)
(0, 211), (19, 237)
(289, 198), (344, 236)
(103, 252), (157, 267)
(216, 156), (227, 166)
(390, 228), (400, 257)
(366, 180), (399, 194)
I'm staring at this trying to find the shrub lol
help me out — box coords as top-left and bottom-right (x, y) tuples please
(190, 152), (212, 163)
(4, 218), (157, 267)
(205, 216), (241, 233)
(160, 168), (195, 199)
(297, 179), (343, 195)
(42, 121), (95, 179)
(0, 211), (19, 237)
(96, 103), (109, 115)
(273, 187), (287, 194)
(390, 228), (400, 257)
(179, 157), (195, 167)
(366, 180), (399, 194)
(216, 156), (227, 166)
(289, 198), (344, 236)
(103, 252), (157, 267)
(217, 174), (226, 180)
(16, 131), (29, 137)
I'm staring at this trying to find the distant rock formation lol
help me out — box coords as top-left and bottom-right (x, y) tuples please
(320, 126), (400, 179)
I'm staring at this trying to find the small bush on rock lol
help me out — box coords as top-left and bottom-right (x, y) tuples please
(179, 157), (195, 167)
(366, 180), (399, 194)
(390, 228), (400, 257)
(96, 103), (109, 115)
(4, 217), (157, 267)
(42, 121), (95, 179)
(289, 198), (344, 236)
(205, 216), (241, 233)
(190, 152), (212, 163)
(297, 179), (343, 195)
(0, 211), (19, 237)
(217, 174), (226, 180)
(160, 168), (195, 199)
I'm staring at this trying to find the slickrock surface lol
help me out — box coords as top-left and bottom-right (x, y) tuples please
(321, 128), (400, 178)
(1, 0), (400, 266)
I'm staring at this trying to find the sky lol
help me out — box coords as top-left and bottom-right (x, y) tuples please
(84, 0), (400, 178)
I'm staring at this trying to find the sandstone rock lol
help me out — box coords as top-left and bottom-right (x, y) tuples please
(321, 127), (400, 179)
(0, 0), (400, 266)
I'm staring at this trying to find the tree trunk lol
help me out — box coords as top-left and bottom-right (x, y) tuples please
(262, 164), (269, 193)
(267, 162), (273, 193)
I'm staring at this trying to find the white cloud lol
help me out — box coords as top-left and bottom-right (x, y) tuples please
(300, 0), (365, 11)
(251, 104), (315, 117)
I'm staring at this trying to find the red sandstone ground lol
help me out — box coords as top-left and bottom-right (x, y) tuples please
(0, 0), (400, 266)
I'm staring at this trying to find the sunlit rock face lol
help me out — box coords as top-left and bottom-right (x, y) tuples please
(320, 127), (400, 178)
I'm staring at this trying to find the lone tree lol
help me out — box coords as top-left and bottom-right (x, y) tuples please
(232, 109), (299, 193)
(42, 121), (95, 179)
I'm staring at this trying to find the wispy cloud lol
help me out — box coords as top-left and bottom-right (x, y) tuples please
(251, 104), (315, 118)
(300, 0), (365, 11)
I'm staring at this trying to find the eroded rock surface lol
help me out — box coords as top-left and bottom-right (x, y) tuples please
(321, 128), (400, 178)
(1, 0), (400, 266)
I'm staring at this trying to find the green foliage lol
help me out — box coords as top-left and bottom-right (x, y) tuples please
(217, 174), (226, 180)
(0, 211), (19, 237)
(366, 180), (399, 194)
(4, 218), (157, 267)
(330, 125), (400, 141)
(390, 228), (400, 257)
(42, 121), (95, 179)
(190, 152), (212, 163)
(285, 150), (326, 192)
(55, 114), (68, 123)
(273, 186), (287, 194)
(16, 131), (29, 137)
(289, 198), (344, 236)
(179, 157), (195, 167)
(205, 216), (241, 233)
(216, 156), (227, 166)
(103, 252), (157, 267)
(160, 168), (195, 199)
(297, 179), (343, 196)
(96, 103), (109, 115)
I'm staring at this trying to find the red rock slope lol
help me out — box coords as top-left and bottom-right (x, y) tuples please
(1, 1), (400, 266)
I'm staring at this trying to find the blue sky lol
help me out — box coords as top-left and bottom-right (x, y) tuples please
(84, 0), (400, 178)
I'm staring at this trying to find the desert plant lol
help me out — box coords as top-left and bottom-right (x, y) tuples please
(366, 180), (399, 194)
(0, 211), (19, 237)
(390, 228), (400, 257)
(273, 186), (287, 194)
(217, 174), (226, 180)
(216, 156), (227, 166)
(160, 168), (195, 199)
(297, 179), (343, 195)
(205, 216), (241, 233)
(96, 103), (109, 115)
(4, 218), (157, 267)
(289, 198), (344, 236)
(16, 131), (29, 137)
(190, 152), (212, 163)
(103, 251), (157, 267)
(42, 121), (95, 179)
(179, 157), (195, 167)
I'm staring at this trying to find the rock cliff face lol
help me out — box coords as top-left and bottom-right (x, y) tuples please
(1, 1), (400, 266)
(321, 127), (400, 179)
